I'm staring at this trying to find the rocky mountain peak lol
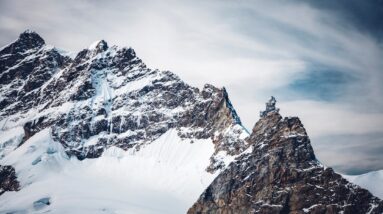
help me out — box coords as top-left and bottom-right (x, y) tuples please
(1, 30), (45, 55)
(19, 29), (44, 42)
(189, 98), (383, 214)
(88, 39), (109, 54)
(0, 32), (255, 212)
(0, 30), (249, 167)
(222, 87), (242, 125)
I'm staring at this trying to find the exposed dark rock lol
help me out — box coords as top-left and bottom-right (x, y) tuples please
(0, 165), (20, 195)
(0, 31), (248, 171)
(0, 31), (70, 117)
(22, 116), (46, 143)
(222, 87), (241, 125)
(189, 98), (383, 214)
(92, 40), (108, 54)
(0, 30), (45, 56)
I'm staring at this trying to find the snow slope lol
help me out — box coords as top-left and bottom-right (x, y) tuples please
(344, 170), (383, 199)
(0, 128), (221, 213)
(0, 31), (250, 213)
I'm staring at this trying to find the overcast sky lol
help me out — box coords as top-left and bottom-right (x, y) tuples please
(1, 0), (382, 175)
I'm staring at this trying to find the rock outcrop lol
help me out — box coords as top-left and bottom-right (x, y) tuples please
(189, 97), (383, 214)
(0, 165), (19, 195)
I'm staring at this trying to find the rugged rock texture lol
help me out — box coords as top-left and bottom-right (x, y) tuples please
(0, 31), (248, 168)
(0, 165), (19, 195)
(0, 31), (69, 114)
(2, 31), (381, 211)
(189, 98), (383, 214)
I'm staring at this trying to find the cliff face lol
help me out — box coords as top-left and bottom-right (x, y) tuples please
(189, 99), (383, 214)
(0, 31), (248, 164)
(0, 31), (250, 212)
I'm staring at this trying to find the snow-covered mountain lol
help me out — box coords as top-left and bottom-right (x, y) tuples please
(0, 31), (382, 214)
(0, 31), (249, 213)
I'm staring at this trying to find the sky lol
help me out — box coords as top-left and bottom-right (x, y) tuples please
(0, 0), (382, 175)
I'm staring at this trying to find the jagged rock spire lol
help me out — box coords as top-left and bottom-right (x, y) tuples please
(189, 104), (383, 213)
(0, 30), (45, 55)
(260, 96), (279, 118)
(88, 40), (108, 54)
(18, 30), (45, 47)
(222, 87), (242, 125)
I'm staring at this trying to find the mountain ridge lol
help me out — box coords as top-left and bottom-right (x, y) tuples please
(0, 31), (249, 161)
(189, 100), (383, 213)
(0, 31), (382, 213)
(0, 31), (250, 213)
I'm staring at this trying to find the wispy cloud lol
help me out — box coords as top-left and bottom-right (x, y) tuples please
(1, 0), (382, 174)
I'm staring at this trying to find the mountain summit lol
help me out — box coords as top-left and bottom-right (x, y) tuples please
(189, 99), (383, 213)
(0, 31), (382, 213)
(1, 30), (45, 55)
(0, 31), (249, 213)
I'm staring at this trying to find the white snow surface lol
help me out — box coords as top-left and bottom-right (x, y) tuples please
(343, 170), (383, 199)
(0, 128), (220, 213)
(0, 126), (24, 158)
(0, 39), (252, 213)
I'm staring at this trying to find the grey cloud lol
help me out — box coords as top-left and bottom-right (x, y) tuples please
(300, 0), (383, 40)
(313, 133), (383, 175)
